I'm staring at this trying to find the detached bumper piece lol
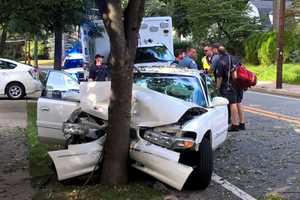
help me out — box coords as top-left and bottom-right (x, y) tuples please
(48, 138), (193, 190)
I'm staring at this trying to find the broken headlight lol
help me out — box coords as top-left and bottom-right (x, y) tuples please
(143, 130), (195, 150)
(63, 122), (86, 137)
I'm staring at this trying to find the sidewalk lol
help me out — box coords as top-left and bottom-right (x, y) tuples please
(250, 81), (300, 98)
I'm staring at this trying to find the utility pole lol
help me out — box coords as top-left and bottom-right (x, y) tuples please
(273, 0), (279, 30)
(276, 0), (285, 89)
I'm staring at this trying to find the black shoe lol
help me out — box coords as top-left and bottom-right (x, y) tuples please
(228, 125), (239, 132)
(239, 123), (245, 130)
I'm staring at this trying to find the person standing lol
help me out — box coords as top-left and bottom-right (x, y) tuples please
(215, 46), (245, 131)
(201, 45), (213, 73)
(171, 49), (186, 65)
(210, 43), (221, 80)
(89, 54), (109, 81)
(178, 48), (198, 69)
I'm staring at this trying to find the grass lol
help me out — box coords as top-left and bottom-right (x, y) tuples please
(246, 63), (300, 85)
(263, 192), (285, 200)
(26, 102), (163, 200)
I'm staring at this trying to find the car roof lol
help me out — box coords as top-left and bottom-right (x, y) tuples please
(135, 66), (204, 77)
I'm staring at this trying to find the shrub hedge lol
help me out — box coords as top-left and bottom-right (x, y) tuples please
(244, 31), (300, 65)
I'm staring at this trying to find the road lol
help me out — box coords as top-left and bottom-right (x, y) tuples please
(0, 99), (33, 200)
(244, 91), (300, 118)
(169, 91), (300, 200)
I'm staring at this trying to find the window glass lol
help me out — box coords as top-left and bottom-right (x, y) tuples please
(135, 46), (175, 64)
(44, 71), (79, 99)
(206, 77), (219, 100)
(63, 59), (84, 69)
(0, 61), (17, 69)
(134, 73), (207, 107)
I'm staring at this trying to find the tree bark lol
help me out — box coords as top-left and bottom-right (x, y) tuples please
(34, 34), (39, 68)
(0, 24), (8, 57)
(99, 0), (145, 185)
(54, 29), (63, 70)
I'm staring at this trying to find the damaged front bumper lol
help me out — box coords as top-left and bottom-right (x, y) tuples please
(48, 136), (193, 190)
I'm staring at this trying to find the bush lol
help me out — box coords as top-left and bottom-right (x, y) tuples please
(244, 32), (265, 65)
(244, 31), (300, 65)
(257, 32), (276, 66)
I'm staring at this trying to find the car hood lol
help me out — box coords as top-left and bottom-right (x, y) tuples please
(80, 82), (205, 127)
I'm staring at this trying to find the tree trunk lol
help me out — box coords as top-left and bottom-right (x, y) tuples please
(34, 34), (39, 68)
(0, 25), (8, 57)
(99, 0), (145, 185)
(54, 29), (63, 70)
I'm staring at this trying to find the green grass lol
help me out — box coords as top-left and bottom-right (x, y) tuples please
(26, 102), (52, 180)
(246, 63), (300, 85)
(262, 192), (285, 200)
(26, 102), (163, 200)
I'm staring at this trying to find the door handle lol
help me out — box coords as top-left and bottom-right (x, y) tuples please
(41, 107), (49, 111)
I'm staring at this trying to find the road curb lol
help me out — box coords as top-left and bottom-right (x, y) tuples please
(249, 87), (300, 99)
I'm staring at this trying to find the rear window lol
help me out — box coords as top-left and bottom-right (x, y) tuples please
(0, 61), (17, 69)
(64, 59), (84, 69)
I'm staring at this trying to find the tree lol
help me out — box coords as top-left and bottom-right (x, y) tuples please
(183, 0), (261, 54)
(97, 0), (145, 185)
(38, 0), (85, 69)
(0, 0), (14, 56)
(144, 0), (168, 17)
(144, 0), (192, 37)
(171, 0), (192, 37)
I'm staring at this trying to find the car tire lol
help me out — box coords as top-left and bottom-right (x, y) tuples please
(185, 138), (213, 190)
(6, 82), (25, 99)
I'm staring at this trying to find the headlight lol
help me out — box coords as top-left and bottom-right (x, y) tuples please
(63, 122), (85, 137)
(143, 130), (195, 150)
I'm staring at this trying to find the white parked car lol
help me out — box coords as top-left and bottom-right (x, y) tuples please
(0, 58), (41, 99)
(37, 67), (229, 190)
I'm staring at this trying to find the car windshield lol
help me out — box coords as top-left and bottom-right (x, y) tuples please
(134, 73), (207, 107)
(135, 46), (175, 64)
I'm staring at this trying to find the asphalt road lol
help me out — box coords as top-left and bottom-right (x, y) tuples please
(244, 91), (300, 118)
(168, 91), (300, 200)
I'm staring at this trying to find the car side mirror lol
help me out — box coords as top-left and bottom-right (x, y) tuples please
(211, 97), (229, 107)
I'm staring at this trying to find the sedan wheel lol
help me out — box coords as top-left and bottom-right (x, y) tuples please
(7, 83), (25, 99)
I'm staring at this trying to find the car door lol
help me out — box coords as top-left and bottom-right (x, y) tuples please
(205, 76), (228, 149)
(0, 60), (17, 94)
(0, 61), (6, 94)
(37, 70), (80, 144)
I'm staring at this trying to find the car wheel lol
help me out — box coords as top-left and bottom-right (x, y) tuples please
(6, 83), (25, 99)
(185, 138), (213, 189)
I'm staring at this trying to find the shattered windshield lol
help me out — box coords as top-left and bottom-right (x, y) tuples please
(134, 73), (206, 107)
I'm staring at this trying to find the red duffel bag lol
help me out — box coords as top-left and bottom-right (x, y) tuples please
(234, 64), (257, 89)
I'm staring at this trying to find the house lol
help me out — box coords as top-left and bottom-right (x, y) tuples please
(248, 0), (292, 29)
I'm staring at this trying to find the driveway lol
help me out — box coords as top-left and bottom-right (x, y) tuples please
(0, 100), (33, 200)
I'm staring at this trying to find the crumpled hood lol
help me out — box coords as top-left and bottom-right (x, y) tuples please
(80, 82), (204, 127)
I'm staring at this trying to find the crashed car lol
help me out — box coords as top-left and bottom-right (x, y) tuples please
(37, 67), (229, 190)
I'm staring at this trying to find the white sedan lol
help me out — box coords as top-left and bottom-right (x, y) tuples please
(37, 67), (229, 190)
(0, 58), (41, 99)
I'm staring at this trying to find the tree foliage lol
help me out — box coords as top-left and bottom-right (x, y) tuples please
(183, 0), (261, 53)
